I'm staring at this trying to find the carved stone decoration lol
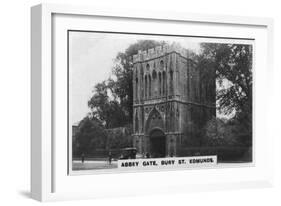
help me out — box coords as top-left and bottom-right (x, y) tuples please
(145, 107), (164, 135)
(144, 106), (153, 114)
(156, 104), (160, 111)
(145, 107), (150, 114)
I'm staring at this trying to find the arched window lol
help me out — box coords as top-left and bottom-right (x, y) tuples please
(160, 60), (164, 70)
(152, 70), (157, 97)
(141, 107), (144, 132)
(140, 65), (144, 75)
(140, 66), (144, 99)
(170, 70), (173, 80)
(152, 70), (157, 79)
(148, 75), (152, 98)
(162, 71), (166, 96)
(158, 72), (162, 96)
(169, 70), (173, 94)
(146, 63), (150, 71)
(135, 78), (138, 100)
(144, 75), (147, 99)
(135, 111), (139, 133)
(141, 75), (144, 99)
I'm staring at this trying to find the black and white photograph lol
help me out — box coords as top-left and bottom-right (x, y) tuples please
(68, 31), (253, 172)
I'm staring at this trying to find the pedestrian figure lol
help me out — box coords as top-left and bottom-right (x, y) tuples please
(146, 152), (150, 158)
(81, 153), (85, 163)
(170, 152), (174, 157)
(108, 151), (112, 165)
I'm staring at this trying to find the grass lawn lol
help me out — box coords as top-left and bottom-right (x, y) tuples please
(72, 160), (118, 170)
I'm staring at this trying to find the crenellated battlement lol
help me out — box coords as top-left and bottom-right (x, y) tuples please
(132, 43), (189, 63)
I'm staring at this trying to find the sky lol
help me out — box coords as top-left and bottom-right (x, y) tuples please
(69, 31), (201, 124)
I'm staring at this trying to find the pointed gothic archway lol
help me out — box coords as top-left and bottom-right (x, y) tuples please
(145, 107), (166, 158)
(149, 129), (166, 158)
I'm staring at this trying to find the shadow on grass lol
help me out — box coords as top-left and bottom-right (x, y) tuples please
(18, 190), (31, 198)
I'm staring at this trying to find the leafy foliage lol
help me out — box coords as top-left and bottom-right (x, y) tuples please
(73, 117), (134, 157)
(73, 116), (107, 156)
(203, 117), (252, 146)
(106, 125), (133, 150)
(88, 81), (127, 128)
(200, 43), (252, 118)
(199, 43), (253, 146)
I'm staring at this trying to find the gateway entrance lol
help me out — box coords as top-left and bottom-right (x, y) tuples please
(149, 129), (166, 158)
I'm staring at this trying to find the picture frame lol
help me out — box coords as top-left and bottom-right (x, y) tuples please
(31, 3), (274, 202)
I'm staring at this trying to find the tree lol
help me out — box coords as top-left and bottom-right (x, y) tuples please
(203, 117), (240, 146)
(199, 43), (253, 146)
(200, 43), (252, 118)
(88, 81), (127, 128)
(74, 116), (107, 156)
(106, 125), (133, 150)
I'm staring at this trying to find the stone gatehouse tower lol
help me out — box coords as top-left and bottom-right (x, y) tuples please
(132, 44), (216, 158)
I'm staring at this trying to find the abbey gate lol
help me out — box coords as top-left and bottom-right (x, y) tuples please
(132, 44), (216, 158)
